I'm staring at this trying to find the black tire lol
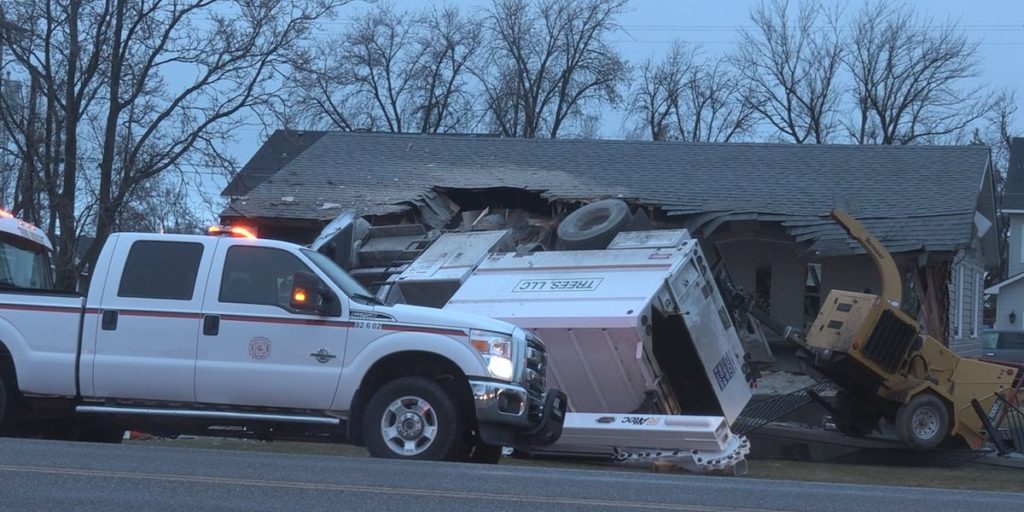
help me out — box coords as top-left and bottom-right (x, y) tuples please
(557, 199), (631, 250)
(363, 376), (466, 461)
(833, 390), (880, 438)
(895, 394), (950, 450)
(0, 365), (23, 437)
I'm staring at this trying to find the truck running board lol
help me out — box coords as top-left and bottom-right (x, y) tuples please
(75, 405), (341, 425)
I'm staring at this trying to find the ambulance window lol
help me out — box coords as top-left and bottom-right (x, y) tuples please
(118, 241), (203, 300)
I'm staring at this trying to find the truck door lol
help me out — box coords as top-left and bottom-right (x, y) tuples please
(196, 242), (349, 410)
(92, 237), (215, 402)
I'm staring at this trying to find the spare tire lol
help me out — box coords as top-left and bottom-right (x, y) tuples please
(557, 199), (631, 250)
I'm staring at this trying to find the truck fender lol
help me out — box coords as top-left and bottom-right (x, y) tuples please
(331, 330), (486, 412)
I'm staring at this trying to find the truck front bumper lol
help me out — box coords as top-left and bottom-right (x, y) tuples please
(469, 379), (567, 448)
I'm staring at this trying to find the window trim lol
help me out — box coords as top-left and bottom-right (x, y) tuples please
(955, 265), (964, 339)
(117, 240), (204, 301)
(1020, 224), (1024, 264)
(971, 271), (981, 338)
(218, 244), (330, 314)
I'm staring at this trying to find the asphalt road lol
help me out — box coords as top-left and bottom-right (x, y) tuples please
(0, 438), (1020, 512)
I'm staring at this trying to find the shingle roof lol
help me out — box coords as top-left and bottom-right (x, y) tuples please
(222, 130), (327, 196)
(221, 132), (993, 256)
(1003, 138), (1024, 210)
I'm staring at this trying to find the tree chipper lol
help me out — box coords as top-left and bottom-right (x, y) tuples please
(798, 209), (1019, 450)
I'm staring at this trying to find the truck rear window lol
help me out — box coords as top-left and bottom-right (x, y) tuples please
(118, 241), (203, 300)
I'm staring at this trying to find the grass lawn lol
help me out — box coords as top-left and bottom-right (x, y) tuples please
(130, 436), (1024, 493)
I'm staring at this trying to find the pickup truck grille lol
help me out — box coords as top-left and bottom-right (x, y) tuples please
(523, 333), (548, 400)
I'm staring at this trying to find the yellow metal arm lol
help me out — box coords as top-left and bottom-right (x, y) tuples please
(830, 208), (902, 308)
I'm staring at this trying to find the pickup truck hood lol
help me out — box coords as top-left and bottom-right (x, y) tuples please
(373, 303), (518, 336)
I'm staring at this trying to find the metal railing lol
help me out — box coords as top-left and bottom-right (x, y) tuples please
(733, 381), (832, 436)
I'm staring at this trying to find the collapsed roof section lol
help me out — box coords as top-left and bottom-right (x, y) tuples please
(221, 131), (997, 259)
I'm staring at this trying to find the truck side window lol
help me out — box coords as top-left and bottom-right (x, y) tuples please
(220, 246), (320, 312)
(118, 241), (204, 300)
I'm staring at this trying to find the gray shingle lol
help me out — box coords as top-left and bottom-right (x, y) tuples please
(222, 132), (992, 254)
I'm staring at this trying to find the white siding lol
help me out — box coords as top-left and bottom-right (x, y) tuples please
(948, 254), (983, 357)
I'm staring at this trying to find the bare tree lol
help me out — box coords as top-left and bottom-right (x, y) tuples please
(733, 0), (845, 143)
(292, 3), (482, 134)
(628, 42), (756, 143)
(983, 89), (1017, 169)
(479, 0), (629, 139)
(0, 0), (345, 288)
(846, 2), (989, 145)
(680, 61), (757, 143)
(629, 42), (695, 141)
(413, 6), (483, 133)
(111, 172), (206, 234)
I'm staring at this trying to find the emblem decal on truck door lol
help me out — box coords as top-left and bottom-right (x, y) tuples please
(311, 348), (337, 364)
(248, 336), (271, 360)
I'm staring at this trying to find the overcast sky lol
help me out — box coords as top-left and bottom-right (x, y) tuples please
(209, 0), (1024, 210)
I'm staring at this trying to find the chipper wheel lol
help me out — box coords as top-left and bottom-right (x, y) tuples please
(895, 394), (950, 450)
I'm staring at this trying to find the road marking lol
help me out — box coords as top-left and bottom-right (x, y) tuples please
(0, 464), (792, 512)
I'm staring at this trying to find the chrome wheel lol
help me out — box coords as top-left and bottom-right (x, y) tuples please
(380, 396), (438, 456)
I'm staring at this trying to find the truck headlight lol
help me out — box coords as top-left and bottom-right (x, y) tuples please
(470, 329), (515, 381)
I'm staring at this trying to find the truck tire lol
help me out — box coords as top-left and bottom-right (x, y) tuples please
(0, 365), (23, 436)
(833, 390), (880, 438)
(556, 199), (631, 250)
(895, 394), (949, 450)
(363, 377), (465, 461)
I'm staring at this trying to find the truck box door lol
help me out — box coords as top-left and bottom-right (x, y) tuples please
(196, 243), (348, 410)
(91, 237), (215, 402)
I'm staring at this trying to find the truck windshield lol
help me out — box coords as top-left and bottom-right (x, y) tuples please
(0, 233), (54, 290)
(301, 248), (378, 303)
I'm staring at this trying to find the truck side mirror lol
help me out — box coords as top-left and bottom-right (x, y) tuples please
(290, 271), (341, 316)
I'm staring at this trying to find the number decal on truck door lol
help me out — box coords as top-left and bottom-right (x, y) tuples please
(354, 321), (383, 330)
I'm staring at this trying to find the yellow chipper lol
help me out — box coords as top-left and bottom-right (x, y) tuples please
(801, 209), (1019, 450)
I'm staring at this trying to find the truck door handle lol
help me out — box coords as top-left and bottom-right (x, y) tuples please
(101, 310), (118, 331)
(203, 315), (220, 336)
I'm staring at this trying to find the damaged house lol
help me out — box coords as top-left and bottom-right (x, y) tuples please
(220, 131), (1000, 358)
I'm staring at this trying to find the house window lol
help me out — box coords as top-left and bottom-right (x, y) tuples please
(972, 271), (981, 338)
(755, 264), (772, 315)
(804, 263), (822, 328)
(955, 265), (964, 339)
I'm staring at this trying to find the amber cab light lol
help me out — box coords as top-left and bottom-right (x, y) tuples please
(207, 225), (257, 239)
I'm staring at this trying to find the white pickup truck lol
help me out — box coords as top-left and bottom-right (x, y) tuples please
(0, 214), (565, 462)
